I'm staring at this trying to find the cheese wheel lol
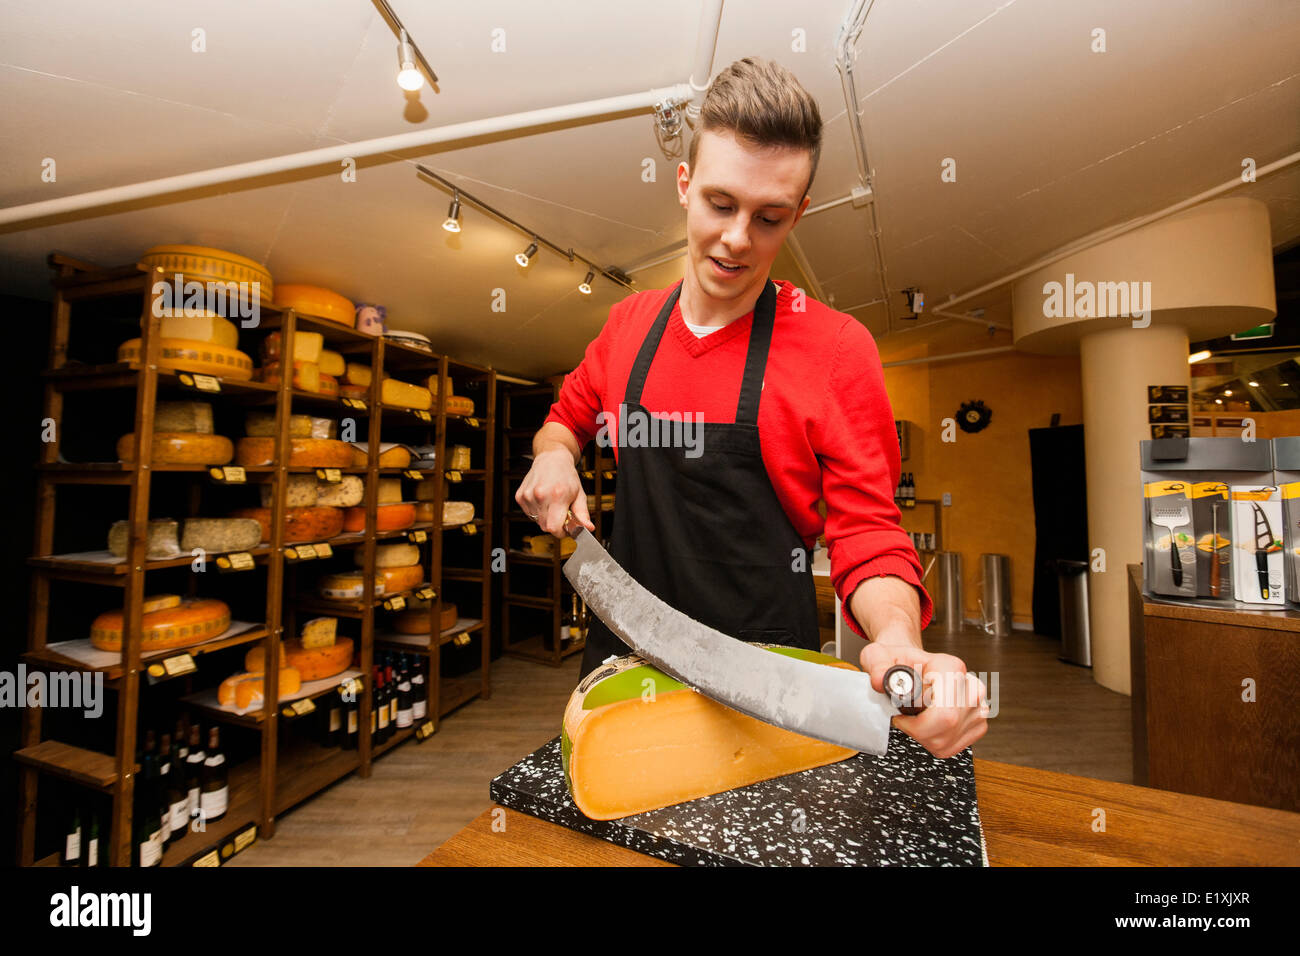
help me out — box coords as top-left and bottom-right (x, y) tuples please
(260, 330), (324, 364)
(350, 445), (411, 468)
(140, 244), (273, 301)
(339, 383), (367, 401)
(563, 647), (859, 820)
(244, 642), (288, 673)
(300, 617), (337, 648)
(378, 563), (423, 593)
(393, 603), (457, 634)
(382, 378), (432, 411)
(524, 534), (575, 558)
(229, 506), (343, 543)
(218, 668), (301, 710)
(413, 501), (436, 523)
(245, 411), (306, 438)
(117, 432), (234, 465)
(317, 374), (338, 398)
(117, 337), (255, 382)
(180, 518), (262, 554)
(318, 571), (366, 600)
(442, 501), (475, 525)
(107, 519), (180, 558)
(154, 401), (214, 434)
(259, 360), (321, 393)
(284, 636), (353, 681)
(448, 445), (472, 471)
(314, 474), (363, 508)
(343, 363), (372, 387)
(260, 474), (319, 508)
(234, 437), (354, 468)
(318, 349), (345, 377)
(342, 502), (416, 533)
(89, 598), (231, 652)
(355, 542), (420, 568)
(423, 375), (448, 396)
(160, 312), (238, 349)
(377, 478), (402, 504)
(275, 285), (355, 326)
(444, 395), (475, 417)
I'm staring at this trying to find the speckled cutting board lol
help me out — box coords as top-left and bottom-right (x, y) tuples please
(490, 729), (987, 866)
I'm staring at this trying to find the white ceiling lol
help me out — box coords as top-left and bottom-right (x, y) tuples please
(1, 0), (1297, 376)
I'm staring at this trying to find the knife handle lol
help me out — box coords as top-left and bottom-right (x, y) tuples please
(1256, 552), (1270, 600)
(883, 664), (924, 716)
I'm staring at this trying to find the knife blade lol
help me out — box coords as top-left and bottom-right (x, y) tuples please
(562, 528), (907, 756)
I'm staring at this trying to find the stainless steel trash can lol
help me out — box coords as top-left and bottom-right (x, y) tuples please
(1056, 559), (1092, 666)
(981, 554), (1012, 636)
(935, 551), (963, 633)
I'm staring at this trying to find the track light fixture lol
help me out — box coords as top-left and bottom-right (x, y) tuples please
(579, 270), (595, 295)
(396, 29), (424, 91)
(442, 190), (461, 233)
(516, 241), (539, 268)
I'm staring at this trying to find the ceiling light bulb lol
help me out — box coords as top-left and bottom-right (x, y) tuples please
(1188, 350), (1213, 364)
(1215, 399), (1223, 405)
(516, 241), (539, 268)
(1249, 380), (1260, 387)
(579, 270), (594, 294)
(1224, 389), (1233, 396)
(442, 194), (461, 233)
(397, 31), (423, 90)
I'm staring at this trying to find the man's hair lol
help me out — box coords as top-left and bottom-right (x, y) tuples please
(687, 57), (823, 199)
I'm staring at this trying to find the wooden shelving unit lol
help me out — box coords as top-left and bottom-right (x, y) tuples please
(17, 253), (494, 866)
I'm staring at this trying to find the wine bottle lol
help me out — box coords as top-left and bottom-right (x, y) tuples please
(396, 658), (413, 729)
(375, 668), (390, 743)
(199, 727), (228, 824)
(158, 732), (173, 847)
(559, 600), (572, 646)
(84, 812), (100, 868)
(184, 724), (204, 828)
(410, 656), (427, 722)
(323, 684), (342, 747)
(343, 681), (359, 750)
(386, 664), (399, 730)
(62, 807), (82, 867)
(166, 730), (188, 842)
(133, 732), (162, 867)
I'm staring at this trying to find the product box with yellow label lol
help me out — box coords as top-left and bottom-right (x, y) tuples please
(1228, 486), (1284, 605)
(1271, 437), (1300, 605)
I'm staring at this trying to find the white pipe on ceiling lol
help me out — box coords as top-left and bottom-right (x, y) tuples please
(688, 0), (725, 107)
(881, 346), (1015, 368)
(0, 83), (694, 228)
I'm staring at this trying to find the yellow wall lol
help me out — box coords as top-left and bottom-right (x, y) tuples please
(880, 333), (1084, 626)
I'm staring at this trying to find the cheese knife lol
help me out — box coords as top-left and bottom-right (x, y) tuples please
(1250, 500), (1275, 600)
(562, 528), (922, 756)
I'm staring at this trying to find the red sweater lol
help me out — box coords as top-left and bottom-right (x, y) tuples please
(545, 279), (933, 636)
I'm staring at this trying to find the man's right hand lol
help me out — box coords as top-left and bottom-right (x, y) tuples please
(515, 424), (596, 538)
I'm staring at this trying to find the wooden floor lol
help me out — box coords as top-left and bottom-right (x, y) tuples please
(228, 626), (1132, 866)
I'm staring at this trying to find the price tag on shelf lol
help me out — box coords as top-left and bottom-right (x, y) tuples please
(413, 410), (432, 422)
(452, 632), (472, 647)
(415, 720), (435, 742)
(314, 542), (333, 559)
(415, 586), (435, 601)
(178, 372), (222, 393)
(209, 465), (246, 484)
(445, 470), (462, 482)
(461, 522), (477, 536)
(316, 468), (342, 483)
(602, 470), (615, 480)
(192, 850), (220, 868)
(383, 596), (407, 612)
(145, 653), (197, 685)
(216, 552), (255, 572)
(581, 470), (594, 480)
(342, 398), (367, 411)
(403, 470), (424, 480)
(407, 530), (428, 544)
(465, 417), (480, 428)
(285, 543), (318, 562)
(233, 826), (257, 854)
(290, 698), (316, 716)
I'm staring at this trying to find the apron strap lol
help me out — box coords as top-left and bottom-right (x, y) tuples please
(624, 282), (683, 407)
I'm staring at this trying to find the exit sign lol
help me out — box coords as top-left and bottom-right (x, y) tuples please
(1230, 323), (1274, 341)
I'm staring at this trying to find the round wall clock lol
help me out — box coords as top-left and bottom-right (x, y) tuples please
(957, 399), (992, 433)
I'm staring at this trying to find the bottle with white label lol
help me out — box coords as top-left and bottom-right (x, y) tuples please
(199, 726), (228, 823)
(84, 813), (99, 868)
(62, 807), (81, 867)
(396, 658), (414, 729)
(134, 732), (162, 867)
(169, 723), (189, 839)
(158, 732), (173, 847)
(410, 657), (427, 722)
(184, 724), (204, 826)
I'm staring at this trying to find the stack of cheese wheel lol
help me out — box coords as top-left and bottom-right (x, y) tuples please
(425, 375), (474, 416)
(234, 436), (353, 468)
(320, 543), (423, 600)
(258, 330), (342, 396)
(561, 646), (859, 820)
(230, 505), (343, 543)
(140, 244), (274, 302)
(341, 501), (415, 533)
(218, 667), (301, 711)
(107, 519), (180, 558)
(349, 443), (412, 468)
(244, 617), (351, 684)
(89, 596), (231, 652)
(245, 411), (335, 439)
(339, 362), (432, 411)
(275, 285), (355, 327)
(117, 309), (255, 382)
(117, 398), (234, 465)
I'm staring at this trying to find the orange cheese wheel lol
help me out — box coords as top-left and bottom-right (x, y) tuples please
(117, 337), (255, 382)
(393, 602), (457, 634)
(378, 563), (424, 594)
(350, 445), (411, 468)
(444, 395), (475, 417)
(218, 668), (302, 710)
(89, 598), (231, 651)
(229, 505), (343, 543)
(243, 642), (288, 672)
(413, 501), (436, 523)
(275, 285), (355, 326)
(234, 437), (354, 468)
(117, 432), (234, 465)
(341, 502), (416, 533)
(284, 636), (354, 681)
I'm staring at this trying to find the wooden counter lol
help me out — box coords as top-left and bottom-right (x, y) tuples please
(418, 758), (1300, 866)
(1129, 565), (1300, 813)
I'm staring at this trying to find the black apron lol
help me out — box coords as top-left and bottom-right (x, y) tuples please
(581, 279), (821, 676)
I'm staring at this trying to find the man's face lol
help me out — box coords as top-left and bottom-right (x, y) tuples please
(677, 129), (812, 306)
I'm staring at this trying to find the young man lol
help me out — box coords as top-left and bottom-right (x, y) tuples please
(517, 58), (987, 760)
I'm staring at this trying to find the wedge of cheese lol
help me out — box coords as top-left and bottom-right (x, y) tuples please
(154, 401), (214, 435)
(314, 474), (363, 508)
(218, 668), (301, 710)
(260, 330), (323, 364)
(381, 378), (432, 411)
(562, 647), (859, 821)
(300, 616), (337, 648)
(260, 473), (319, 508)
(160, 312), (238, 349)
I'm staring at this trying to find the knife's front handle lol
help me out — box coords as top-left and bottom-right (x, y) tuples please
(1256, 551), (1270, 599)
(883, 664), (925, 716)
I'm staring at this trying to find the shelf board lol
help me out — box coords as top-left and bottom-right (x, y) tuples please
(441, 567), (483, 582)
(180, 669), (362, 727)
(45, 363), (279, 396)
(24, 626), (269, 681)
(30, 546), (274, 576)
(162, 758), (260, 866)
(507, 549), (559, 565)
(505, 593), (558, 611)
(376, 617), (483, 652)
(505, 632), (585, 666)
(13, 741), (119, 790)
(296, 584), (433, 618)
(273, 744), (361, 816)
